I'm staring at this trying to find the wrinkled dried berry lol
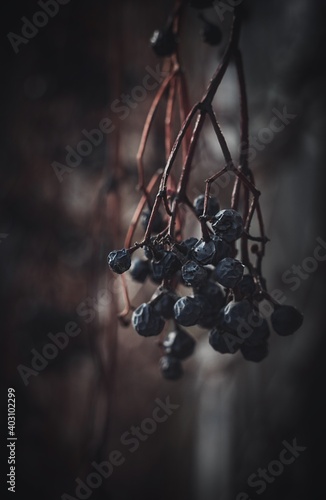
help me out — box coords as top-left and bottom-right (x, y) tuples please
(236, 274), (256, 298)
(174, 296), (202, 326)
(192, 239), (216, 265)
(141, 210), (165, 234)
(108, 248), (131, 274)
(132, 303), (165, 337)
(212, 209), (243, 242)
(151, 251), (181, 282)
(182, 260), (208, 286)
(214, 257), (244, 288)
(152, 290), (178, 319)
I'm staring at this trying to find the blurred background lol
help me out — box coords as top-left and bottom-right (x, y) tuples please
(1, 1), (326, 499)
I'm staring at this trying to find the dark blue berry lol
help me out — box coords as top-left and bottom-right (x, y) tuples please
(245, 318), (270, 346)
(192, 239), (216, 265)
(236, 274), (256, 297)
(271, 305), (303, 336)
(218, 299), (252, 333)
(181, 260), (208, 286)
(151, 251), (181, 282)
(195, 280), (225, 309)
(214, 257), (244, 288)
(209, 328), (240, 354)
(152, 290), (178, 319)
(163, 327), (196, 359)
(212, 209), (243, 242)
(174, 296), (202, 326)
(193, 194), (220, 217)
(240, 341), (268, 362)
(160, 355), (183, 380)
(200, 20), (222, 46)
(129, 258), (151, 283)
(141, 210), (165, 234)
(177, 237), (199, 257)
(132, 303), (165, 337)
(107, 248), (131, 274)
(150, 26), (177, 58)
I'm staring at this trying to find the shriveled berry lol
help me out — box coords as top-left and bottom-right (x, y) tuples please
(271, 305), (303, 336)
(192, 239), (216, 265)
(144, 243), (164, 261)
(193, 194), (220, 217)
(212, 209), (243, 242)
(240, 341), (268, 362)
(163, 328), (196, 359)
(129, 258), (151, 283)
(174, 296), (202, 326)
(181, 260), (208, 286)
(132, 303), (165, 337)
(194, 294), (223, 329)
(209, 328), (240, 354)
(141, 210), (165, 233)
(214, 257), (244, 288)
(151, 251), (181, 282)
(152, 290), (178, 319)
(195, 280), (225, 309)
(200, 20), (222, 46)
(150, 26), (177, 58)
(245, 318), (270, 346)
(218, 299), (252, 333)
(160, 355), (183, 380)
(107, 248), (131, 274)
(177, 237), (199, 256)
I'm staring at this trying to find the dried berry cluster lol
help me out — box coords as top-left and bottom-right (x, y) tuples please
(108, 197), (303, 380)
(107, 2), (303, 380)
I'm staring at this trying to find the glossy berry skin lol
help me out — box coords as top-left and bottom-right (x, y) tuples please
(151, 251), (181, 282)
(240, 341), (268, 362)
(163, 328), (196, 359)
(152, 291), (178, 319)
(214, 257), (244, 288)
(209, 328), (240, 354)
(129, 258), (151, 283)
(160, 355), (183, 380)
(141, 210), (165, 234)
(212, 209), (243, 242)
(174, 296), (202, 326)
(181, 260), (208, 286)
(132, 303), (165, 337)
(200, 21), (222, 46)
(107, 249), (131, 274)
(271, 305), (303, 336)
(193, 194), (220, 217)
(192, 239), (216, 265)
(150, 26), (177, 57)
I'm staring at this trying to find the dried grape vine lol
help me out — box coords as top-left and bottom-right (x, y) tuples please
(107, 0), (303, 380)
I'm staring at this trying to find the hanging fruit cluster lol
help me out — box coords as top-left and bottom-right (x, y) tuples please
(107, 1), (303, 380)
